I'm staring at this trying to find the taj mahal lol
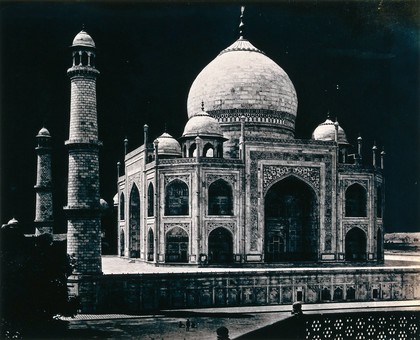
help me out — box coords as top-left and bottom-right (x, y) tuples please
(114, 14), (385, 267)
(28, 8), (419, 313)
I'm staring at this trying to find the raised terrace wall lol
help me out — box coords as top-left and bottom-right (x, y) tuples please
(69, 267), (420, 313)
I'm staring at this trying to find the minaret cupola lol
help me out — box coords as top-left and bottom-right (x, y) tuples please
(70, 30), (98, 70)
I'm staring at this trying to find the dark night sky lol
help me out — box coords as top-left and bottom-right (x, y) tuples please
(1, 1), (419, 234)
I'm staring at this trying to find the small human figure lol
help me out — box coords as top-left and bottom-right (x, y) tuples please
(291, 301), (303, 315)
(178, 321), (184, 328)
(186, 318), (191, 331)
(216, 326), (230, 340)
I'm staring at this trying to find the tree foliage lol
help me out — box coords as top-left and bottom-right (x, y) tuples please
(0, 224), (79, 337)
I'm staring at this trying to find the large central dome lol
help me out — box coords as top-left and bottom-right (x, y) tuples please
(187, 38), (298, 140)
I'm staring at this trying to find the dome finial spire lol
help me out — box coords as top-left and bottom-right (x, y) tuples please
(201, 100), (205, 112)
(239, 6), (245, 39)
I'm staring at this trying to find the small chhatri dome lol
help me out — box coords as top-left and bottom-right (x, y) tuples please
(37, 127), (50, 137)
(72, 30), (96, 48)
(182, 111), (224, 138)
(312, 118), (349, 145)
(155, 132), (182, 157)
(8, 218), (18, 225)
(100, 198), (109, 211)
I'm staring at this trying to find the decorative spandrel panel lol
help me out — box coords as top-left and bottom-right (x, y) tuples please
(344, 222), (368, 235)
(262, 165), (320, 195)
(164, 223), (190, 234)
(127, 174), (141, 194)
(342, 179), (369, 191)
(206, 174), (236, 187)
(164, 174), (190, 186)
(249, 151), (333, 252)
(205, 222), (235, 236)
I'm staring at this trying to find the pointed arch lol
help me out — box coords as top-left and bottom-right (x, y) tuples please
(74, 52), (81, 66)
(147, 182), (154, 217)
(81, 51), (88, 66)
(208, 227), (233, 264)
(321, 287), (331, 301)
(165, 179), (189, 216)
(345, 183), (367, 217)
(129, 184), (141, 258)
(208, 179), (233, 215)
(203, 143), (214, 157)
(345, 227), (367, 261)
(346, 287), (356, 300)
(264, 175), (319, 262)
(148, 229), (154, 261)
(119, 192), (125, 220)
(333, 287), (343, 301)
(165, 227), (189, 263)
(189, 143), (196, 157)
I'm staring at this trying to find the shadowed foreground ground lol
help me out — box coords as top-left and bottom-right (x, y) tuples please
(56, 300), (420, 339)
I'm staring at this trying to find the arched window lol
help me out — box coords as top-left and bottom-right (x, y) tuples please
(148, 229), (154, 261)
(165, 227), (188, 263)
(90, 53), (95, 67)
(119, 229), (125, 257)
(346, 287), (356, 300)
(189, 144), (196, 157)
(81, 51), (88, 66)
(345, 184), (367, 217)
(333, 287), (343, 301)
(147, 183), (154, 217)
(345, 227), (367, 261)
(376, 186), (382, 218)
(203, 143), (214, 157)
(183, 145), (187, 158)
(208, 227), (233, 264)
(74, 52), (80, 66)
(208, 179), (233, 215)
(321, 287), (331, 301)
(129, 185), (141, 258)
(165, 180), (189, 216)
(119, 193), (125, 220)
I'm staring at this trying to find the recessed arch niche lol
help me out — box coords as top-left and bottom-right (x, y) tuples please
(264, 175), (319, 262)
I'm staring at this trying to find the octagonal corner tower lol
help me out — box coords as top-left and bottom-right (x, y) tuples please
(187, 38), (298, 157)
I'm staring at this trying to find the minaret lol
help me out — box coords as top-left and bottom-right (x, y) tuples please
(34, 127), (53, 235)
(64, 30), (102, 275)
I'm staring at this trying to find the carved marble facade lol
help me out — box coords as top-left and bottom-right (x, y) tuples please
(117, 136), (384, 265)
